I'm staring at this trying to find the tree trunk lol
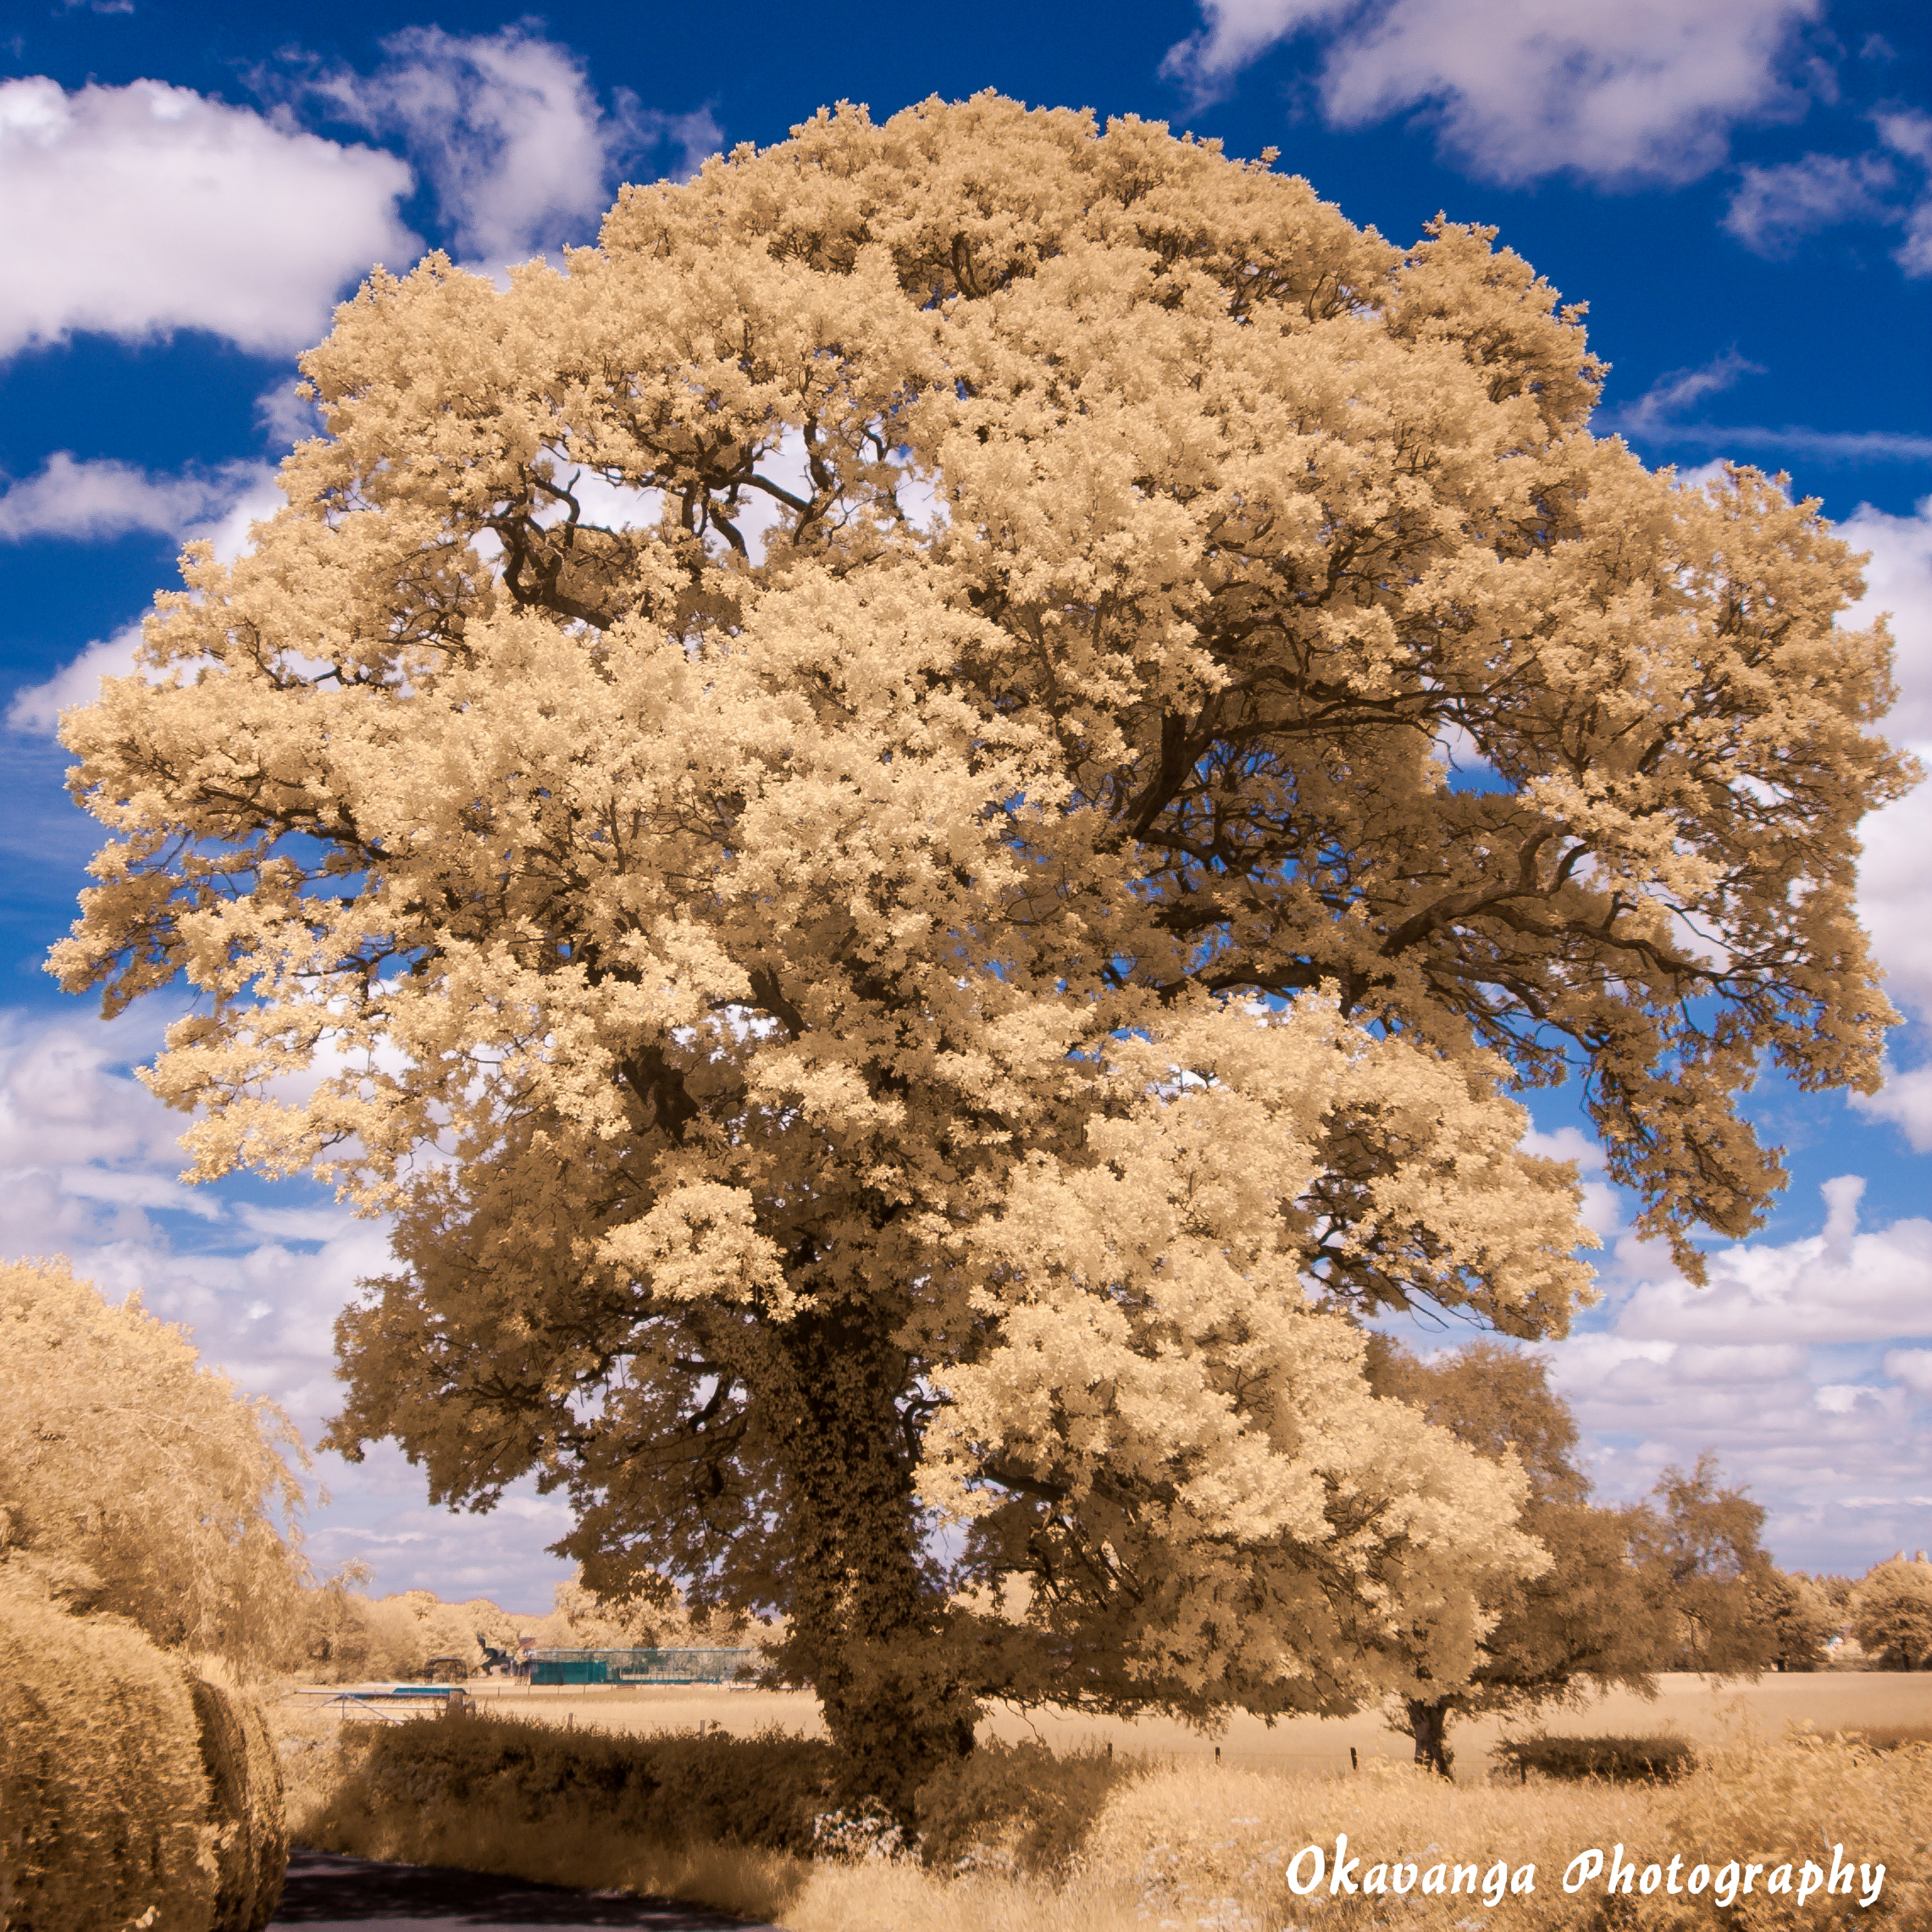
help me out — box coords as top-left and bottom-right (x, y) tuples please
(767, 1299), (977, 1830)
(1405, 1697), (1453, 1778)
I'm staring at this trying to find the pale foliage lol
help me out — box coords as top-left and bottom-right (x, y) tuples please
(47, 97), (1907, 1791)
(526, 1564), (753, 1649)
(1, 1567), (219, 1932)
(296, 1584), (528, 1679)
(0, 1257), (308, 1673)
(1850, 1560), (1932, 1669)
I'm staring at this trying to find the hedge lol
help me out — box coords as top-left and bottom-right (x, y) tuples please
(1491, 1733), (1698, 1785)
(0, 1569), (286, 1932)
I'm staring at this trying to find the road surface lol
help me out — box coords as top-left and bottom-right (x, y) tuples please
(270, 1849), (791, 1931)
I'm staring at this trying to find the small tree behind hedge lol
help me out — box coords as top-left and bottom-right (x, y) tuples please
(1370, 1342), (1669, 1774)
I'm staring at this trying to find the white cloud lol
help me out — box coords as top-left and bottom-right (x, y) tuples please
(1724, 151), (1896, 252)
(0, 1010), (185, 1172)
(1853, 1064), (1932, 1150)
(0, 451), (271, 544)
(1161, 0), (1823, 185)
(1835, 495), (1932, 1032)
(5, 627), (145, 736)
(1612, 1176), (1932, 1346)
(0, 999), (573, 1605)
(255, 379), (326, 454)
(1841, 494), (1932, 745)
(1723, 111), (1932, 276)
(1519, 1122), (1622, 1240)
(0, 75), (415, 357)
(3, 459), (286, 737)
(293, 25), (720, 266)
(1873, 111), (1932, 279)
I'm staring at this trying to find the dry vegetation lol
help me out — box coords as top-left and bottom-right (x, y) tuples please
(273, 1676), (1932, 1930)
(2, 1570), (285, 1932)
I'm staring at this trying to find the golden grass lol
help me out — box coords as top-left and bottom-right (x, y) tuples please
(791, 1735), (1932, 1931)
(449, 1669), (1932, 1774)
(273, 1677), (1932, 1930)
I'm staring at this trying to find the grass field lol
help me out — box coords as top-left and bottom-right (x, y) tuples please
(423, 1669), (1932, 1777)
(280, 1672), (1932, 1928)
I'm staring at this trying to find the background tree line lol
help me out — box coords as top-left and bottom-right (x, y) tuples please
(6, 1251), (1909, 1727)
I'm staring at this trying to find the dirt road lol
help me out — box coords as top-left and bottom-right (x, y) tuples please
(270, 1849), (788, 1930)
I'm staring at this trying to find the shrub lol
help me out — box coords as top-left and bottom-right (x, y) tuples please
(913, 1739), (1134, 1874)
(0, 1259), (308, 1675)
(187, 1678), (287, 1932)
(299, 1708), (839, 1856)
(0, 1567), (217, 1932)
(1492, 1733), (1698, 1785)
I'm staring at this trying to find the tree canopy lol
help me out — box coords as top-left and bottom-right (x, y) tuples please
(49, 96), (1907, 1807)
(1370, 1342), (1666, 1772)
(0, 1257), (308, 1671)
(1852, 1558), (1932, 1669)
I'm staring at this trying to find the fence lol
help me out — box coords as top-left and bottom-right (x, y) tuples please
(527, 1647), (758, 1687)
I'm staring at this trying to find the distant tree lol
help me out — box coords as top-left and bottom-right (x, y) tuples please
(1636, 1453), (1781, 1673)
(1815, 1573), (1856, 1614)
(0, 1257), (309, 1674)
(1743, 1569), (1837, 1672)
(293, 1581), (529, 1680)
(529, 1564), (755, 1651)
(50, 98), (1908, 1814)
(1370, 1342), (1668, 1774)
(1850, 1560), (1932, 1669)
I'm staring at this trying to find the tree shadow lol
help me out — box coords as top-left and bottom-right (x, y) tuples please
(272, 1848), (783, 1929)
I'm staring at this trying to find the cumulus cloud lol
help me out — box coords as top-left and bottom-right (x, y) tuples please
(1885, 1348), (1932, 1395)
(1724, 110), (1932, 275)
(1489, 1159), (1932, 1569)
(0, 451), (272, 544)
(1614, 1176), (1932, 1346)
(0, 1010), (185, 1173)
(0, 75), (415, 357)
(288, 25), (720, 266)
(1835, 495), (1932, 1032)
(1161, 0), (1823, 185)
(1852, 1065), (1932, 1150)
(1519, 1123), (1622, 1241)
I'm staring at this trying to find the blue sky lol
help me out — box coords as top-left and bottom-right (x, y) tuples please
(2, 0), (1929, 1611)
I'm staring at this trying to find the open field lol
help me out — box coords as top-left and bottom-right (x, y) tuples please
(274, 1689), (1932, 1930)
(350, 1670), (1932, 1779)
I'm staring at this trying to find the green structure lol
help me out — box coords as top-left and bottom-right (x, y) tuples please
(528, 1647), (755, 1687)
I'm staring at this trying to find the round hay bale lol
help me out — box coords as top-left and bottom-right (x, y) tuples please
(185, 1680), (287, 1932)
(0, 1567), (216, 1932)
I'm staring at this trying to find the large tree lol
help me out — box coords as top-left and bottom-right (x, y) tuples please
(52, 98), (1907, 1812)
